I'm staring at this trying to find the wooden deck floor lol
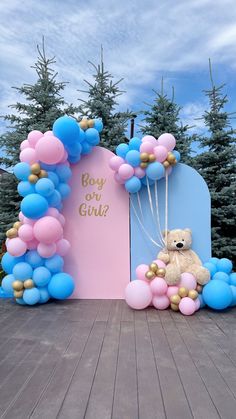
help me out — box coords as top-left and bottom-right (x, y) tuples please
(0, 299), (236, 419)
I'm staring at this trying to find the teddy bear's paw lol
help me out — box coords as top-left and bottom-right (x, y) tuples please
(157, 251), (170, 264)
(165, 264), (181, 285)
(188, 265), (210, 285)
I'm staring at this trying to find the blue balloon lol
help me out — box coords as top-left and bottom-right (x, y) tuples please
(18, 181), (35, 197)
(125, 150), (141, 167)
(38, 287), (50, 304)
(172, 150), (181, 162)
(57, 183), (71, 199)
(35, 178), (55, 197)
(229, 285), (236, 306)
(216, 258), (233, 274)
(141, 176), (155, 186)
(125, 176), (142, 193)
(79, 129), (86, 143)
(229, 272), (236, 286)
(203, 262), (217, 278)
(25, 250), (44, 268)
(21, 194), (48, 219)
(212, 272), (229, 283)
(203, 280), (233, 310)
(85, 128), (100, 146)
(198, 294), (206, 308)
(33, 266), (51, 287)
(55, 165), (72, 182)
(67, 141), (82, 157)
(48, 172), (60, 187)
(81, 141), (92, 155)
(16, 298), (26, 305)
(47, 190), (62, 208)
(129, 137), (142, 151)
(116, 143), (129, 158)
(53, 116), (80, 145)
(1, 253), (24, 274)
(45, 255), (64, 273)
(68, 154), (81, 164)
(40, 163), (56, 171)
(23, 288), (40, 305)
(146, 162), (165, 180)
(13, 262), (33, 280)
(93, 119), (103, 133)
(208, 257), (219, 265)
(48, 273), (75, 300)
(14, 162), (31, 181)
(1, 274), (15, 294)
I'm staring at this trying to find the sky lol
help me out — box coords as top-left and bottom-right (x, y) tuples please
(1, 0), (236, 138)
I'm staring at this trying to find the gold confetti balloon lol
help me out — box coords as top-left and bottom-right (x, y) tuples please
(140, 153), (149, 162)
(12, 280), (24, 291)
(148, 154), (156, 163)
(145, 271), (155, 280)
(171, 303), (179, 312)
(157, 268), (166, 278)
(14, 290), (24, 298)
(13, 221), (22, 230)
(178, 287), (189, 298)
(88, 119), (94, 128)
(31, 163), (41, 175)
(188, 290), (198, 300)
(28, 174), (38, 184)
(170, 294), (181, 305)
(6, 228), (18, 239)
(149, 263), (158, 273)
(24, 279), (34, 289)
(38, 170), (48, 178)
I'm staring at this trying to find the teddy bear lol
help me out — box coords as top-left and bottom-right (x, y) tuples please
(157, 228), (210, 286)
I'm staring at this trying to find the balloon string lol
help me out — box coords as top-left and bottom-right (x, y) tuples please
(154, 180), (166, 247)
(165, 171), (169, 247)
(146, 176), (165, 247)
(137, 190), (144, 220)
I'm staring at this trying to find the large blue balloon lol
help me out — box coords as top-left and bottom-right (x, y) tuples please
(1, 253), (24, 274)
(203, 280), (233, 310)
(45, 255), (64, 273)
(93, 119), (103, 133)
(55, 165), (72, 182)
(126, 150), (141, 167)
(48, 273), (75, 300)
(125, 176), (142, 193)
(116, 143), (129, 158)
(25, 250), (44, 268)
(35, 178), (55, 197)
(216, 258), (233, 274)
(53, 116), (80, 145)
(212, 272), (229, 283)
(14, 162), (31, 181)
(13, 262), (33, 281)
(18, 181), (35, 197)
(229, 286), (236, 307)
(146, 162), (165, 180)
(21, 194), (48, 219)
(85, 128), (100, 146)
(129, 137), (142, 151)
(57, 183), (71, 199)
(33, 266), (51, 287)
(1, 274), (15, 294)
(203, 262), (217, 278)
(23, 288), (40, 305)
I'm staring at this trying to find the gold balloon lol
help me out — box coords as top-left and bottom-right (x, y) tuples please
(163, 161), (170, 168)
(38, 170), (48, 178)
(14, 290), (24, 298)
(145, 270), (155, 280)
(88, 119), (94, 128)
(28, 174), (38, 184)
(13, 221), (22, 230)
(149, 263), (158, 273)
(178, 287), (188, 298)
(188, 290), (198, 300)
(140, 162), (148, 169)
(196, 285), (203, 293)
(157, 268), (166, 277)
(148, 154), (156, 163)
(24, 279), (34, 289)
(171, 303), (179, 312)
(170, 294), (181, 305)
(31, 163), (41, 175)
(167, 153), (176, 164)
(12, 280), (24, 291)
(80, 119), (88, 130)
(6, 228), (18, 239)
(140, 153), (149, 162)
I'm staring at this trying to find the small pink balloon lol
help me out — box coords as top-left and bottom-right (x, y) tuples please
(37, 242), (56, 258)
(134, 167), (145, 178)
(23, 217), (35, 226)
(34, 216), (63, 244)
(142, 135), (157, 146)
(44, 130), (53, 137)
(18, 224), (34, 242)
(157, 133), (176, 151)
(46, 208), (60, 218)
(20, 147), (38, 165)
(56, 239), (71, 256)
(118, 164), (134, 180)
(150, 277), (168, 296)
(179, 297), (196, 316)
(58, 214), (66, 226)
(125, 280), (152, 310)
(109, 156), (124, 171)
(7, 237), (27, 257)
(114, 172), (125, 184)
(154, 145), (168, 162)
(152, 295), (170, 310)
(27, 239), (39, 250)
(20, 139), (30, 151)
(35, 135), (64, 164)
(179, 273), (197, 290)
(27, 130), (43, 147)
(153, 259), (166, 269)
(195, 298), (201, 311)
(140, 142), (154, 154)
(167, 286), (179, 298)
(136, 264), (149, 281)
(19, 211), (24, 221)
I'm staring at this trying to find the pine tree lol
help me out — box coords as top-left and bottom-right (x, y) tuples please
(77, 47), (133, 151)
(195, 61), (236, 262)
(141, 79), (193, 164)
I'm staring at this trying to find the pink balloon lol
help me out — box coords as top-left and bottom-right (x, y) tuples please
(179, 297), (196, 316)
(58, 214), (66, 226)
(20, 139), (30, 151)
(7, 237), (27, 257)
(27, 130), (43, 147)
(167, 286), (179, 298)
(136, 264), (149, 281)
(114, 172), (125, 184)
(140, 142), (154, 154)
(179, 273), (197, 291)
(157, 133), (176, 151)
(109, 156), (125, 171)
(27, 239), (39, 250)
(35, 135), (64, 164)
(118, 164), (134, 180)
(150, 277), (168, 296)
(125, 280), (152, 310)
(18, 224), (34, 242)
(152, 295), (170, 310)
(33, 216), (63, 244)
(56, 239), (71, 256)
(154, 145), (168, 162)
(195, 298), (201, 311)
(37, 242), (56, 258)
(46, 208), (60, 218)
(59, 149), (68, 163)
(134, 167), (145, 179)
(142, 135), (157, 146)
(23, 217), (35, 226)
(44, 130), (53, 137)
(153, 259), (167, 269)
(20, 147), (38, 165)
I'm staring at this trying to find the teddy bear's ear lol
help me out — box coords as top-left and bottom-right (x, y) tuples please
(184, 228), (192, 233)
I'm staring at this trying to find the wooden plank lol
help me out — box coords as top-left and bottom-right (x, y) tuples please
(95, 299), (112, 322)
(108, 300), (124, 323)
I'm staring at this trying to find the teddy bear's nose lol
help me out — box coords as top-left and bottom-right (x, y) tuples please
(176, 242), (184, 248)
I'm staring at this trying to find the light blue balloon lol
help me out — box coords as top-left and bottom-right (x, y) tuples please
(125, 150), (141, 167)
(172, 150), (181, 162)
(47, 190), (61, 208)
(57, 183), (71, 199)
(45, 255), (64, 273)
(18, 181), (35, 197)
(203, 262), (217, 278)
(53, 116), (80, 145)
(229, 272), (236, 286)
(23, 288), (40, 305)
(68, 154), (81, 164)
(1, 253), (24, 274)
(125, 176), (142, 193)
(141, 176), (155, 186)
(203, 280), (232, 310)
(94, 119), (103, 133)
(146, 162), (165, 180)
(116, 143), (129, 158)
(55, 165), (72, 182)
(198, 294), (206, 308)
(85, 128), (100, 146)
(38, 287), (50, 304)
(209, 257), (219, 265)
(216, 258), (233, 274)
(21, 194), (48, 219)
(25, 250), (44, 268)
(40, 163), (56, 171)
(48, 273), (75, 300)
(229, 285), (236, 306)
(67, 141), (82, 157)
(129, 137), (142, 151)
(33, 266), (51, 287)
(16, 298), (26, 305)
(79, 129), (86, 143)
(14, 162), (31, 181)
(35, 178), (55, 197)
(81, 141), (92, 155)
(1, 274), (15, 294)
(212, 272), (229, 283)
(13, 262), (33, 281)
(48, 172), (60, 187)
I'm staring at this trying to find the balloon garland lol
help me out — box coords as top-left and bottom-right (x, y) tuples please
(1, 116), (103, 305)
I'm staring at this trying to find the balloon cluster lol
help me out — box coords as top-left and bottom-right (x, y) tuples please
(109, 133), (180, 193)
(1, 116), (103, 305)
